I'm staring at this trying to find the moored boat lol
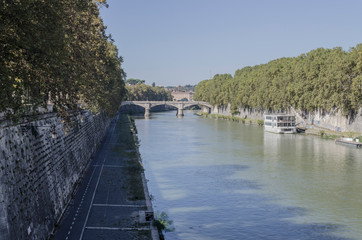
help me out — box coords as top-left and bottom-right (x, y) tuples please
(264, 114), (296, 134)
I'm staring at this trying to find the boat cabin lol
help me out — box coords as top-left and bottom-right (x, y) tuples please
(264, 114), (296, 134)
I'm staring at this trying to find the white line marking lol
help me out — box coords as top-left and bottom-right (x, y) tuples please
(79, 158), (106, 240)
(92, 164), (126, 168)
(92, 204), (147, 208)
(77, 115), (121, 239)
(65, 155), (101, 237)
(85, 226), (150, 231)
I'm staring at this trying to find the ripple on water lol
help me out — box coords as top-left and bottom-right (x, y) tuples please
(136, 111), (361, 240)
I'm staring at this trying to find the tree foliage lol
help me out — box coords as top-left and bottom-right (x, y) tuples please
(166, 84), (196, 92)
(125, 78), (145, 85)
(194, 46), (362, 115)
(126, 84), (172, 101)
(0, 0), (126, 121)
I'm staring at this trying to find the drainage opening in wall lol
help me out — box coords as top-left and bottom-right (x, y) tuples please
(139, 211), (154, 222)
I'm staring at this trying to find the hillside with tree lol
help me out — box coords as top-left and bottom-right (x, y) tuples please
(194, 46), (362, 117)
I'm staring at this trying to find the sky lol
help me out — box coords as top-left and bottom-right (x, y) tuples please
(100, 0), (362, 87)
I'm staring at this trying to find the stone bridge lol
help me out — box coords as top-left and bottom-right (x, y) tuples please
(121, 101), (212, 117)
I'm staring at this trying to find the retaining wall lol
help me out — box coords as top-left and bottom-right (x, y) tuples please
(0, 111), (111, 240)
(212, 104), (362, 133)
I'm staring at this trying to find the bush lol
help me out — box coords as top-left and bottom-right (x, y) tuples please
(154, 211), (174, 240)
(257, 120), (264, 126)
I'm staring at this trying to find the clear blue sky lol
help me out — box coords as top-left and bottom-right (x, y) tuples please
(100, 0), (362, 87)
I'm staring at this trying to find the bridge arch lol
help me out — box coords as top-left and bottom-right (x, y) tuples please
(121, 101), (212, 117)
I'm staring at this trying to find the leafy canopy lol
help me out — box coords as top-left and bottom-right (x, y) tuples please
(0, 0), (126, 121)
(194, 46), (362, 116)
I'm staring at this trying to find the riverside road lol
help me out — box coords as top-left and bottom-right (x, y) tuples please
(53, 114), (156, 240)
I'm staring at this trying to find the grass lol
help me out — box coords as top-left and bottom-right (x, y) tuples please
(110, 114), (146, 201)
(123, 163), (146, 201)
(195, 112), (264, 126)
(311, 129), (361, 140)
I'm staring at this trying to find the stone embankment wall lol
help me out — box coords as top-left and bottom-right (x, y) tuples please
(212, 104), (362, 133)
(0, 111), (111, 240)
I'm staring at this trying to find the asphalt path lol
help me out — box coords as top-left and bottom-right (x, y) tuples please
(52, 114), (154, 240)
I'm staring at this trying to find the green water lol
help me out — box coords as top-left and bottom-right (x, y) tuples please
(135, 111), (362, 240)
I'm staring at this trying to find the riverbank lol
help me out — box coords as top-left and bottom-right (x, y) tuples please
(195, 112), (362, 141)
(195, 112), (264, 125)
(52, 114), (159, 240)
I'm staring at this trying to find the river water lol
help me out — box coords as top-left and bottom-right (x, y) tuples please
(135, 111), (362, 240)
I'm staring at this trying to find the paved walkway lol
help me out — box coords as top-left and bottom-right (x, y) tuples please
(53, 114), (157, 240)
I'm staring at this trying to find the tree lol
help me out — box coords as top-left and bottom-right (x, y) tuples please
(126, 78), (145, 85)
(126, 84), (172, 101)
(0, 0), (126, 121)
(194, 44), (362, 116)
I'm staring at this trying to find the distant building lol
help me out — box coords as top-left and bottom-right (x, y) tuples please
(171, 91), (194, 101)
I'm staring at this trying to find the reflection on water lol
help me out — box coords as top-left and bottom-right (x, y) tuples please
(262, 132), (362, 237)
(135, 111), (362, 240)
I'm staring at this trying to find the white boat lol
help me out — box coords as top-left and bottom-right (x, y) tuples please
(264, 114), (296, 134)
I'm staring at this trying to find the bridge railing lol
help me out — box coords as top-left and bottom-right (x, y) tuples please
(121, 100), (212, 108)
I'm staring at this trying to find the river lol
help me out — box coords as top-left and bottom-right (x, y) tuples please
(134, 111), (362, 240)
